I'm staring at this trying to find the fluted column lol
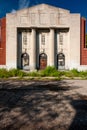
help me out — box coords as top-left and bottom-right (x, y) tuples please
(49, 28), (55, 66)
(31, 28), (36, 70)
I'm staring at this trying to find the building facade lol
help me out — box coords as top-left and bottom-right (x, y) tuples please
(0, 4), (87, 71)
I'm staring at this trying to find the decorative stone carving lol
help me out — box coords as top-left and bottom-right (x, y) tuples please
(22, 31), (27, 50)
(39, 13), (48, 25)
(57, 12), (60, 24)
(59, 13), (68, 24)
(59, 33), (63, 45)
(50, 13), (55, 25)
(31, 13), (36, 25)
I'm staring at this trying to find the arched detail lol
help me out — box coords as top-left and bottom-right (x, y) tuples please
(57, 53), (65, 70)
(39, 53), (47, 70)
(21, 53), (29, 69)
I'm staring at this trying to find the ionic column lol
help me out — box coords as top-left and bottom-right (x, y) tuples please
(31, 28), (36, 70)
(49, 28), (55, 66)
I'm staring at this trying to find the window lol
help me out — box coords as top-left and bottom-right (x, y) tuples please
(23, 32), (27, 45)
(41, 34), (45, 45)
(59, 34), (63, 45)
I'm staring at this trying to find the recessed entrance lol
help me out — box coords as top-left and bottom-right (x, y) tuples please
(57, 53), (65, 70)
(39, 53), (47, 70)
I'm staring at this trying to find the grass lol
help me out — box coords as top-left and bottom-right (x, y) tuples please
(0, 67), (87, 79)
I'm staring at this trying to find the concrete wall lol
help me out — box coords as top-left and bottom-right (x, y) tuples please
(69, 14), (81, 69)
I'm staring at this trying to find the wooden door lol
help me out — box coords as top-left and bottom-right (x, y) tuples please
(39, 53), (47, 70)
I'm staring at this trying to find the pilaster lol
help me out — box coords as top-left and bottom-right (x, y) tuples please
(49, 28), (55, 66)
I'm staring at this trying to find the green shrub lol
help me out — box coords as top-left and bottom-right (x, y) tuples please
(17, 70), (26, 78)
(1, 67), (87, 79)
(28, 71), (40, 77)
(0, 69), (9, 78)
(64, 71), (73, 78)
(70, 69), (79, 77)
(40, 66), (60, 77)
(64, 69), (80, 78)
(0, 69), (27, 78)
(79, 71), (87, 78)
(8, 69), (20, 77)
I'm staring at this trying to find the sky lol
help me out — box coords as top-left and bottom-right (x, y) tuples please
(0, 0), (87, 18)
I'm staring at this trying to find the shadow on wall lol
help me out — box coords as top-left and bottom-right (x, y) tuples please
(0, 80), (87, 130)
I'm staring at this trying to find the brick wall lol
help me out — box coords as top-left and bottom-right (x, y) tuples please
(80, 17), (87, 65)
(0, 17), (6, 65)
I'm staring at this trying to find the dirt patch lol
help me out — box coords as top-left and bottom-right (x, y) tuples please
(0, 80), (87, 130)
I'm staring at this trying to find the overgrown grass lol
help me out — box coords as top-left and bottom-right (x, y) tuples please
(0, 67), (87, 79)
(40, 66), (62, 77)
(0, 68), (27, 78)
(28, 71), (40, 77)
(9, 69), (27, 78)
(0, 69), (9, 78)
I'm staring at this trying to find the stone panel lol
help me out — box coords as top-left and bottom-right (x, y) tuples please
(39, 13), (48, 25)
(31, 13), (36, 25)
(20, 16), (28, 24)
(50, 13), (56, 25)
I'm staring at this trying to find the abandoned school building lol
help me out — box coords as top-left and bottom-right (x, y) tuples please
(0, 3), (87, 71)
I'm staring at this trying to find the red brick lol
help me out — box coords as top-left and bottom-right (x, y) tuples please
(80, 17), (87, 65)
(0, 17), (6, 65)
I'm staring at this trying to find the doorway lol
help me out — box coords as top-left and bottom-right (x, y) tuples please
(21, 53), (29, 69)
(39, 53), (47, 69)
(57, 53), (65, 70)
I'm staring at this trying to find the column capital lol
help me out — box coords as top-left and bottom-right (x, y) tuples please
(31, 28), (36, 32)
(31, 27), (37, 30)
(50, 27), (55, 30)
